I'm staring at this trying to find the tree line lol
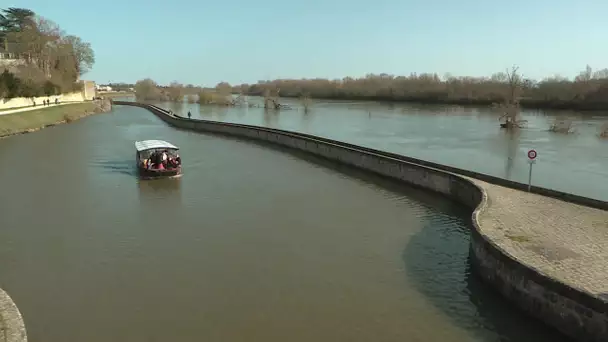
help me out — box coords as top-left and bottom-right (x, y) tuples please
(0, 7), (95, 99)
(229, 65), (608, 111)
(133, 72), (608, 136)
(134, 79), (235, 105)
(134, 65), (608, 112)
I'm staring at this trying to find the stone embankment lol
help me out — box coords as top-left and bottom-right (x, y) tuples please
(0, 289), (27, 342)
(114, 100), (608, 342)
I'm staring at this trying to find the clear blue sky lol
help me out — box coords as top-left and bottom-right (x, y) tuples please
(11, 0), (608, 86)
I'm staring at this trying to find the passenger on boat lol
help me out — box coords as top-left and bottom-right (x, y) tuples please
(167, 154), (181, 169)
(146, 157), (156, 169)
(161, 150), (169, 167)
(149, 151), (161, 169)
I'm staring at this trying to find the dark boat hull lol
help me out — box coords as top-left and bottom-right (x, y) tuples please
(138, 166), (182, 180)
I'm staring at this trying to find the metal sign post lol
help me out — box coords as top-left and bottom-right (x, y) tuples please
(527, 149), (537, 192)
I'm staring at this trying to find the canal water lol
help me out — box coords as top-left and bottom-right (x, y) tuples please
(0, 105), (569, 342)
(156, 96), (608, 201)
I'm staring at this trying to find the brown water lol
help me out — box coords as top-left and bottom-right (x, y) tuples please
(151, 96), (608, 201)
(0, 105), (569, 342)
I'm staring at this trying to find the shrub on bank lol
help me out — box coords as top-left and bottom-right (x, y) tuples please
(0, 70), (81, 99)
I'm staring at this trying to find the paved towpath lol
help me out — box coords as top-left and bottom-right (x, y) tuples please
(0, 102), (83, 116)
(470, 177), (608, 299)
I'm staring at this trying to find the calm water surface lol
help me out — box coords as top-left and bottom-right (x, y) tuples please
(0, 105), (569, 341)
(154, 96), (608, 200)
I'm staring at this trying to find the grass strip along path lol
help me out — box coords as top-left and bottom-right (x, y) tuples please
(0, 102), (98, 138)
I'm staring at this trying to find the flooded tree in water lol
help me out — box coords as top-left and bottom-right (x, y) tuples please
(493, 66), (527, 129)
(196, 89), (215, 105)
(233, 91), (249, 107)
(167, 81), (185, 102)
(300, 92), (312, 113)
(213, 82), (234, 106)
(599, 123), (608, 138)
(548, 116), (576, 134)
(215, 81), (231, 95)
(263, 87), (289, 110)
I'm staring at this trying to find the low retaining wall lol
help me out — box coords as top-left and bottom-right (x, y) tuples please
(0, 92), (86, 110)
(116, 101), (608, 341)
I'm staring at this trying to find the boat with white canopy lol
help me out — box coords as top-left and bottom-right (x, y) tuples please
(135, 140), (182, 179)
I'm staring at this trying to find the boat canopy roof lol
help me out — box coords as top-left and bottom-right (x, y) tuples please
(135, 140), (179, 152)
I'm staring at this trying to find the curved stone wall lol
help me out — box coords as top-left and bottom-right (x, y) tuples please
(0, 288), (27, 342)
(115, 101), (608, 341)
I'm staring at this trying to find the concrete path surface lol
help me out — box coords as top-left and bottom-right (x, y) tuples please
(470, 177), (608, 298)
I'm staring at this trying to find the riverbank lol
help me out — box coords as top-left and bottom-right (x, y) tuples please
(0, 101), (111, 138)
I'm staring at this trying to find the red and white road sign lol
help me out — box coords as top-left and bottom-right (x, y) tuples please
(527, 149), (537, 160)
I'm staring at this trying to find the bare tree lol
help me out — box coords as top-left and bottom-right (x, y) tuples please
(30, 17), (66, 79)
(211, 82), (234, 105)
(549, 116), (576, 134)
(62, 35), (95, 76)
(167, 81), (184, 102)
(300, 92), (311, 112)
(575, 65), (593, 82)
(134, 78), (160, 100)
(506, 66), (523, 105)
(263, 87), (290, 110)
(492, 66), (527, 129)
(215, 82), (231, 95)
(197, 90), (213, 104)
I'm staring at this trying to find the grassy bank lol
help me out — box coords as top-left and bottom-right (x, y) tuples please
(0, 102), (99, 138)
(0, 105), (33, 113)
